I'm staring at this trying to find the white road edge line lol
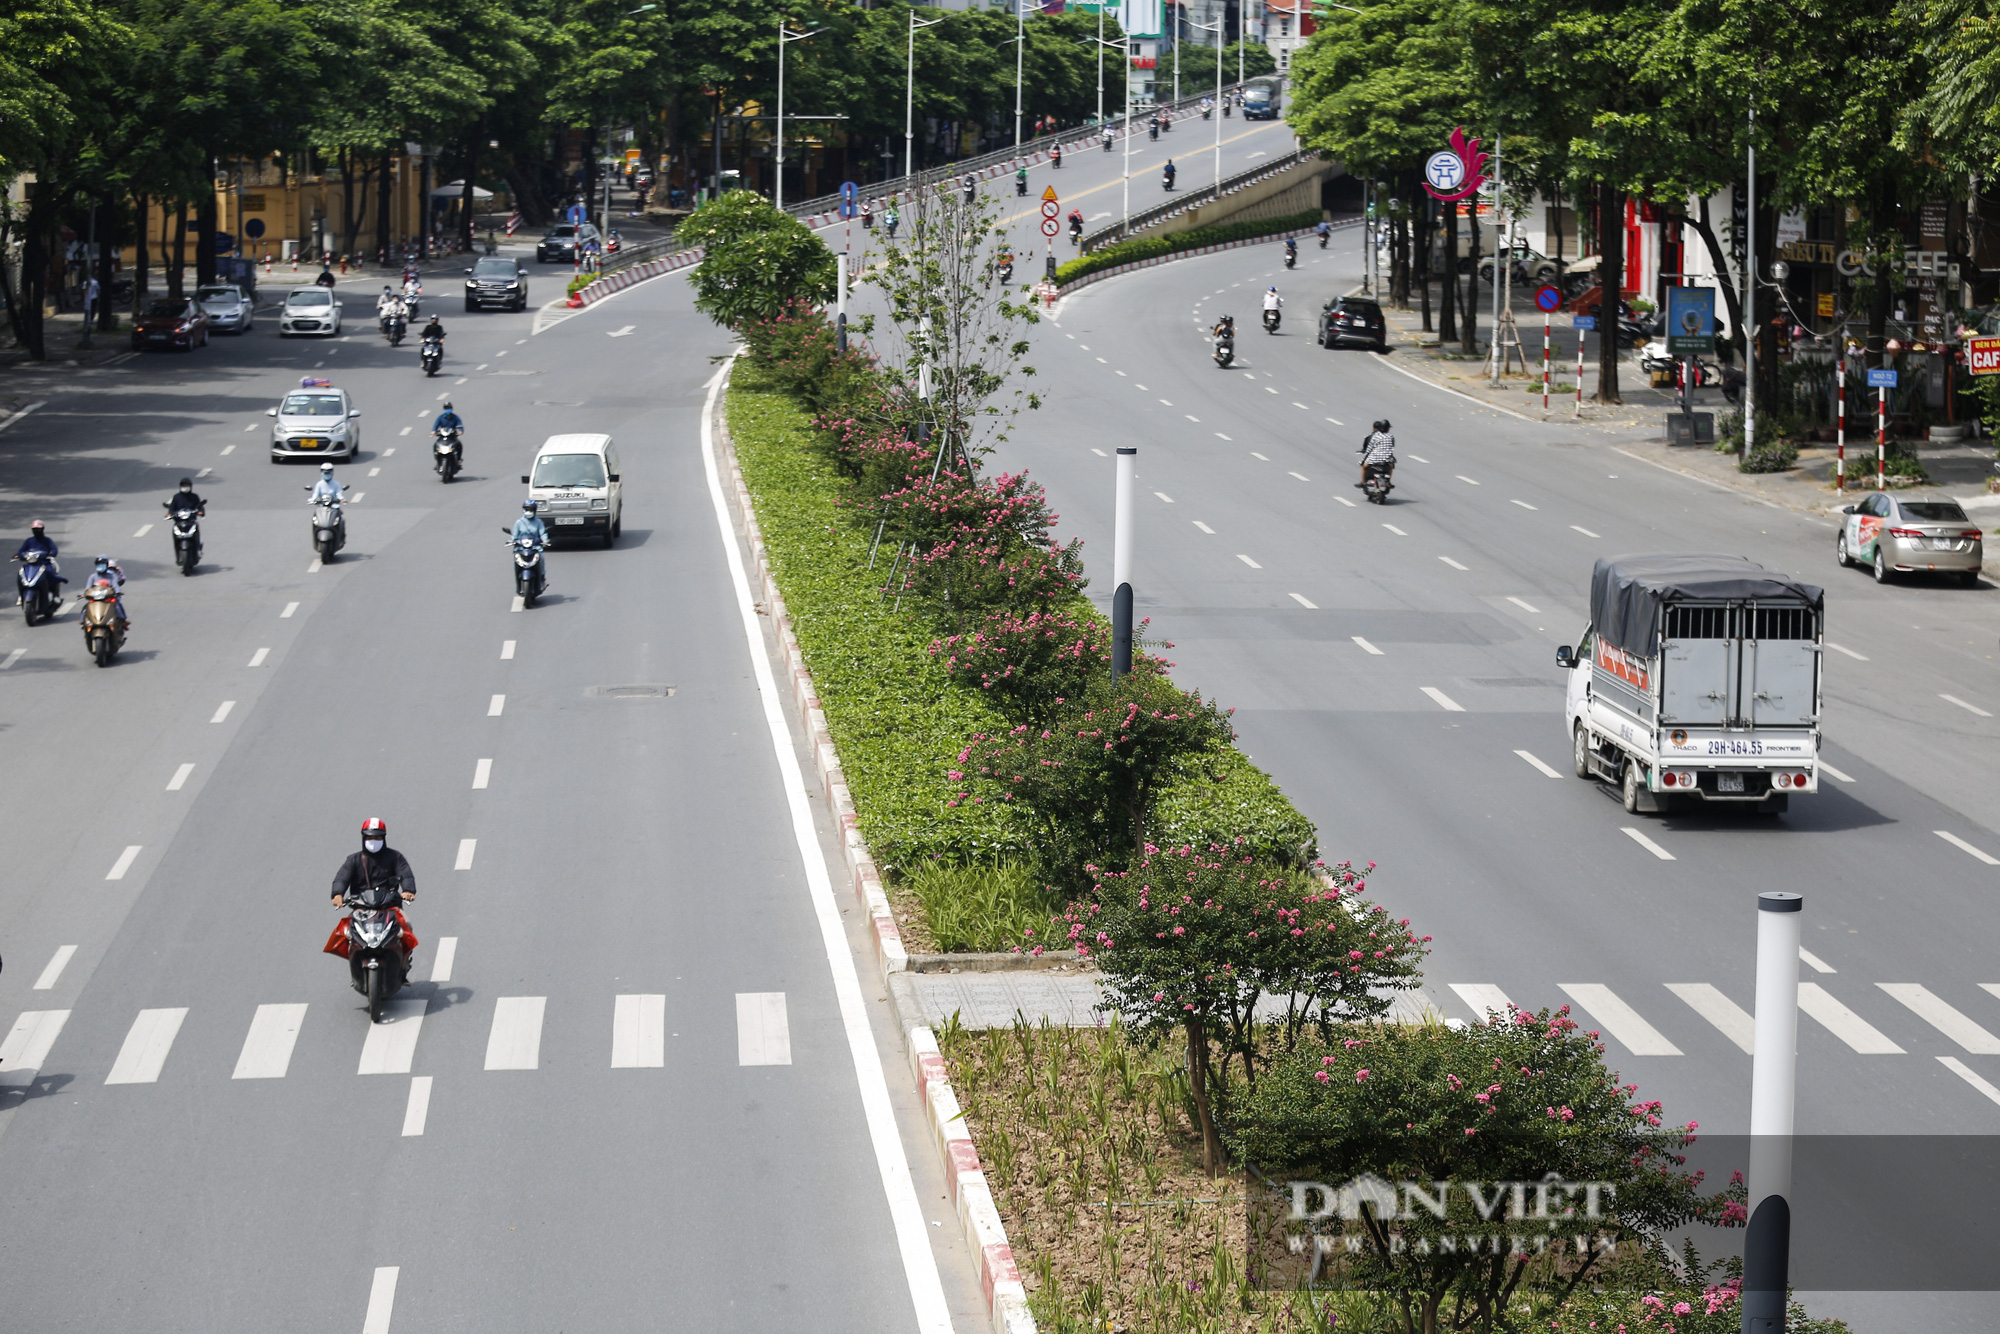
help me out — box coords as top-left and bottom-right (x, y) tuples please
(1513, 749), (1561, 778)
(1936, 830), (2000, 865)
(700, 357), (953, 1332)
(1373, 357), (1539, 422)
(1621, 827), (1675, 861)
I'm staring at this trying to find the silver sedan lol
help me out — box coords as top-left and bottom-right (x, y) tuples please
(196, 284), (254, 333)
(1837, 491), (1985, 585)
(268, 386), (361, 462)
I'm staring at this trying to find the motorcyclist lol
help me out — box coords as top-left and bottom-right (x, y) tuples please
(1284, 235), (1298, 264)
(433, 400), (464, 437)
(860, 200), (873, 230)
(15, 519), (63, 605)
(1162, 159), (1176, 189)
(962, 173), (977, 203)
(167, 478), (206, 522)
(885, 206), (900, 239)
(1262, 286), (1283, 326)
(1211, 314), (1236, 342)
(1358, 419), (1396, 489)
(1316, 218), (1332, 247)
(1050, 143), (1062, 168)
(330, 817), (418, 976)
(420, 314), (444, 344)
(309, 461), (345, 506)
(512, 498), (550, 589)
(1101, 124), (1115, 151)
(1200, 96), (1213, 117)
(1067, 209), (1084, 242)
(401, 273), (422, 308)
(314, 264), (336, 288)
(375, 285), (398, 321)
(1015, 166), (1028, 195)
(88, 555), (127, 623)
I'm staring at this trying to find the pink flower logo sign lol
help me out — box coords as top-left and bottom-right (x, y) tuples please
(1422, 127), (1489, 204)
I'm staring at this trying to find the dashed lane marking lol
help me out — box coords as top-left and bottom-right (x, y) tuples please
(1420, 686), (1463, 711)
(1620, 827), (1674, 860)
(1513, 749), (1561, 778)
(1290, 593), (1318, 609)
(1439, 556), (1468, 570)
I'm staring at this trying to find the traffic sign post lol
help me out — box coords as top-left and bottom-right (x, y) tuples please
(1534, 285), (1562, 313)
(839, 181), (858, 220)
(1042, 185), (1059, 282)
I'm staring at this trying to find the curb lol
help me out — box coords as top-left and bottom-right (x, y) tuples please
(574, 247), (706, 307)
(711, 362), (1036, 1334)
(1052, 216), (1361, 308)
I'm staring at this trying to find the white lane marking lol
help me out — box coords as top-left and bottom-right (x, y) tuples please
(1382, 524), (1407, 536)
(700, 357), (953, 1331)
(241, 425), (255, 433)
(1439, 556), (1468, 570)
(1154, 491), (1175, 503)
(1664, 983), (1758, 1054)
(399, 425), (412, 436)
(612, 994), (667, 1068)
(233, 1003), (309, 1078)
(1265, 386), (1278, 394)
(454, 838), (476, 870)
(607, 325), (635, 337)
(1289, 593), (1318, 609)
(1559, 983), (1683, 1056)
(1798, 982), (1904, 1053)
(1158, 398), (1173, 407)
(476, 364), (488, 371)
(0, 1010), (70, 1071)
(32, 946), (77, 991)
(1215, 433), (1233, 441)
(195, 467), (211, 479)
(1818, 761), (1854, 783)
(1420, 686), (1463, 711)
(362, 1266), (400, 1334)
(1236, 554), (1262, 568)
(1570, 525), (1600, 538)
(401, 1077), (433, 1136)
(308, 558), (322, 574)
(1185, 414), (1200, 422)
(1291, 401), (1308, 410)
(1941, 693), (1992, 718)
(1407, 455), (1430, 464)
(1090, 447), (1107, 457)
(357, 1000), (429, 1074)
(1250, 451), (1268, 460)
(105, 845), (143, 880)
(472, 758), (492, 789)
(281, 601), (299, 618)
(1193, 521), (1215, 534)
(1455, 475), (1480, 486)
(1621, 827), (1674, 860)
(349, 493), (362, 503)
(1799, 947), (1837, 973)
(1288, 471), (1310, 481)
(1326, 417), (1344, 425)
(453, 377), (467, 385)
(437, 392), (449, 401)
(1879, 984), (2000, 1052)
(1450, 984), (1513, 1021)
(382, 448), (395, 457)
(1824, 642), (1868, 661)
(510, 595), (525, 613)
(484, 996), (546, 1070)
(211, 701), (236, 724)
(1, 648), (24, 670)
(248, 647), (269, 667)
(1510, 499), (1538, 510)
(132, 523), (153, 538)
(1514, 749), (1561, 778)
(1095, 357), (1106, 363)
(430, 937), (458, 983)
(488, 694), (505, 717)
(1353, 636), (1383, 655)
(105, 1008), (189, 1084)
(167, 763), (195, 791)
(1939, 1056), (2000, 1107)
(737, 992), (793, 1065)
(1333, 496), (1356, 508)
(1980, 983), (2000, 1007)
(1506, 596), (1541, 614)
(1937, 830), (2000, 865)
(368, 467), (380, 477)
(500, 640), (516, 660)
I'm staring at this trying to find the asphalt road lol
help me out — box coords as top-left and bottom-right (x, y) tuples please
(1013, 245), (2000, 1326)
(0, 258), (985, 1330)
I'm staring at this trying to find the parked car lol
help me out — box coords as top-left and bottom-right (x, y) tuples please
(278, 287), (342, 337)
(131, 297), (210, 351)
(196, 284), (254, 334)
(1317, 295), (1387, 351)
(1477, 242), (1562, 285)
(268, 384), (362, 462)
(464, 257), (530, 311)
(1836, 492), (1983, 586)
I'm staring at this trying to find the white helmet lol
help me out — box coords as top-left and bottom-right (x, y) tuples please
(320, 461), (335, 474)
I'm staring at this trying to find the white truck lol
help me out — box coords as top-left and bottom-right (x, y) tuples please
(1557, 555), (1825, 815)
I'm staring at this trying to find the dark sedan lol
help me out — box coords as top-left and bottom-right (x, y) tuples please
(464, 257), (529, 311)
(536, 225), (581, 263)
(131, 298), (211, 351)
(1317, 296), (1386, 351)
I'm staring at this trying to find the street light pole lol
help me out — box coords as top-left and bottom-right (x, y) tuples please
(1097, 1), (1106, 125)
(1015, 0), (1025, 148)
(1112, 447), (1136, 678)
(1744, 891), (1801, 1334)
(1190, 18), (1222, 200)
(775, 22), (819, 213)
(1744, 99), (1757, 454)
(906, 11), (944, 178)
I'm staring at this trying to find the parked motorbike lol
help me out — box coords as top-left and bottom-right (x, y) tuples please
(307, 489), (346, 560)
(420, 335), (442, 376)
(1213, 330), (1235, 368)
(1263, 308), (1282, 334)
(327, 879), (414, 1023)
(1362, 463), (1395, 505)
(504, 528), (547, 607)
(163, 502), (202, 575)
(15, 551), (63, 625)
(434, 427), (463, 482)
(81, 580), (124, 666)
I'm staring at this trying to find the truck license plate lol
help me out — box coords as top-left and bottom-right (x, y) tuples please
(1718, 773), (1745, 793)
(555, 516), (584, 525)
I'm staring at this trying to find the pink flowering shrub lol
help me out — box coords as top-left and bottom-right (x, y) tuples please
(930, 611), (1172, 722)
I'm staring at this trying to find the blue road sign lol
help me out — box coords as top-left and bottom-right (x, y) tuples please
(1534, 285), (1562, 313)
(1866, 368), (1898, 388)
(244, 218), (266, 239)
(1573, 315), (1597, 330)
(839, 181), (859, 220)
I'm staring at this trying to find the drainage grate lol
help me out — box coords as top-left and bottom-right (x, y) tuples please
(588, 684), (675, 699)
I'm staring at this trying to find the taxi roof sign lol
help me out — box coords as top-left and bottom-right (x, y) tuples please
(1042, 186), (1058, 203)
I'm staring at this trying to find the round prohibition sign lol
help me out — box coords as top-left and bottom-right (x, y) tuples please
(1040, 218), (1061, 237)
(1040, 200), (1060, 219)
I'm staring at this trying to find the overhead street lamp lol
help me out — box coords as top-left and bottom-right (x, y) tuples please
(775, 21), (820, 212)
(1189, 17), (1223, 201)
(906, 10), (945, 178)
(1080, 32), (1135, 237)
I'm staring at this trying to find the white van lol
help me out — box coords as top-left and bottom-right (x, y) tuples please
(523, 433), (623, 545)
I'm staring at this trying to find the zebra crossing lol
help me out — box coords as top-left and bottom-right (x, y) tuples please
(1441, 976), (2000, 1059)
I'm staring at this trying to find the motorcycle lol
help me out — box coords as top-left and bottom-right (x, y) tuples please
(15, 551), (63, 625)
(1223, 100), (1233, 118)
(1149, 121), (1159, 141)
(1015, 175), (1028, 197)
(420, 336), (442, 376)
(1050, 146), (1062, 169)
(400, 290), (421, 319)
(1102, 132), (1114, 153)
(1213, 330), (1235, 368)
(307, 489), (346, 561)
(1318, 232), (1329, 249)
(1162, 168), (1176, 192)
(381, 313), (406, 346)
(1362, 463), (1395, 505)
(1263, 308), (1282, 334)
(327, 879), (414, 1023)
(962, 182), (976, 205)
(1069, 219), (1083, 249)
(434, 427), (463, 483)
(163, 502), (202, 576)
(998, 260), (1015, 285)
(81, 580), (124, 666)
(504, 528), (547, 607)
(1202, 105), (1212, 120)
(1284, 247), (1297, 270)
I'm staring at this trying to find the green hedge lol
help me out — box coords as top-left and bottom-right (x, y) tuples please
(727, 362), (1317, 875)
(1057, 208), (1325, 286)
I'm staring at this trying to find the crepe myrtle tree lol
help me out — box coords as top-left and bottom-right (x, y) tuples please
(678, 189), (836, 327)
(1227, 1007), (1743, 1334)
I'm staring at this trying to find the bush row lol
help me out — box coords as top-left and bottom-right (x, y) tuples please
(1056, 207), (1325, 285)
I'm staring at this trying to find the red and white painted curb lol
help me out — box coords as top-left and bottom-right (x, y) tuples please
(715, 386), (1035, 1333)
(1050, 216), (1361, 311)
(569, 247), (705, 307)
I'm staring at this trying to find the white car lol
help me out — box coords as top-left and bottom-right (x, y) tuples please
(268, 385), (361, 461)
(278, 288), (342, 337)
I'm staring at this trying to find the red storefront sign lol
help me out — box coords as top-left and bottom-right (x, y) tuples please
(1968, 336), (2000, 375)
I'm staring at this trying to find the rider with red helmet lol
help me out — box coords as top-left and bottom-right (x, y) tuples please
(331, 818), (416, 908)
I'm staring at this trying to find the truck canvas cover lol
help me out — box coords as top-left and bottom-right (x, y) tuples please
(1590, 555), (1823, 657)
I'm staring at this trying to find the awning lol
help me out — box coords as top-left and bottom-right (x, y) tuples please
(429, 181), (495, 201)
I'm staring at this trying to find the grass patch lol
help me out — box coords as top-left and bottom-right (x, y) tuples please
(904, 863), (1063, 953)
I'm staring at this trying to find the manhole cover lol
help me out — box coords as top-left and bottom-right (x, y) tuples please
(588, 684), (674, 699)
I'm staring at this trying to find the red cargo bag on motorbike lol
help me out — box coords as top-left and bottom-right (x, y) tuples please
(323, 910), (418, 958)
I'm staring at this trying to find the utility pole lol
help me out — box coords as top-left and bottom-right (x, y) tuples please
(1015, 0), (1025, 148)
(906, 11), (944, 178)
(1744, 891), (1802, 1334)
(1191, 17), (1223, 200)
(775, 21), (819, 213)
(1744, 99), (1757, 454)
(1112, 448), (1136, 678)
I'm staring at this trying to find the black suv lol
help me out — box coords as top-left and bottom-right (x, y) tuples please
(536, 225), (581, 263)
(1318, 296), (1386, 351)
(464, 257), (529, 311)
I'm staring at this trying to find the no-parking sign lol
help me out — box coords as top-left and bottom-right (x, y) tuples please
(1534, 285), (1562, 313)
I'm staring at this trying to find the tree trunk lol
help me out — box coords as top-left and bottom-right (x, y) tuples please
(1595, 179), (1623, 404)
(339, 148), (357, 257)
(1686, 198), (1743, 363)
(18, 190), (61, 360)
(376, 151), (394, 262)
(460, 120), (481, 250)
(1418, 195), (1433, 333)
(1460, 203), (1480, 355)
(196, 158), (218, 286)
(169, 204), (188, 299)
(1391, 182), (1409, 309)
(1185, 1021), (1222, 1177)
(1438, 200), (1456, 343)
(134, 193), (151, 313)
(97, 202), (117, 331)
